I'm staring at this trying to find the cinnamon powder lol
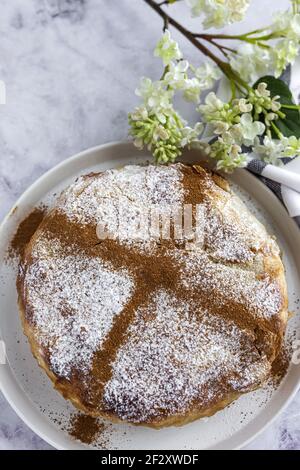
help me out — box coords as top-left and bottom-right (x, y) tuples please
(88, 239), (181, 410)
(69, 414), (104, 445)
(17, 165), (290, 419)
(271, 344), (291, 386)
(21, 168), (287, 409)
(181, 164), (209, 205)
(9, 206), (46, 260)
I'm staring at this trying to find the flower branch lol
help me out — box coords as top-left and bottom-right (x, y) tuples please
(128, 0), (300, 171)
(144, 0), (229, 74)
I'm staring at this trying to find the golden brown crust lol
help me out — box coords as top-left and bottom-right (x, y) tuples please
(17, 163), (289, 428)
(18, 294), (253, 428)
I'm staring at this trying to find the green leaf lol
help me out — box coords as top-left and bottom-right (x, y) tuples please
(253, 75), (300, 138)
(254, 76), (293, 102)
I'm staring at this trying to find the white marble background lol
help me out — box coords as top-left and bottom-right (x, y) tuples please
(0, 0), (299, 450)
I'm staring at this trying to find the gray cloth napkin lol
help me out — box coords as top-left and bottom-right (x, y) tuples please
(247, 158), (300, 227)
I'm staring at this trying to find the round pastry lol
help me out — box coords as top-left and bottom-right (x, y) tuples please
(17, 163), (288, 428)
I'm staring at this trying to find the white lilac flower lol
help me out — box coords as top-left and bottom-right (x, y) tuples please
(234, 98), (252, 113)
(209, 137), (248, 171)
(281, 136), (300, 157)
(290, 13), (300, 38)
(255, 82), (271, 99)
(272, 39), (299, 78)
(264, 113), (278, 127)
(186, 0), (250, 29)
(248, 83), (281, 120)
(164, 60), (189, 89)
(181, 122), (204, 147)
(271, 11), (291, 34)
(216, 152), (248, 171)
(198, 92), (240, 128)
(154, 30), (182, 66)
(253, 136), (285, 164)
(271, 11), (300, 40)
(198, 92), (225, 118)
(183, 77), (203, 103)
(185, 0), (205, 17)
(129, 107), (185, 163)
(229, 43), (272, 83)
(130, 106), (149, 122)
(226, 0), (251, 23)
(195, 62), (222, 89)
(135, 77), (173, 111)
(165, 63), (204, 103)
(164, 61), (219, 100)
(213, 121), (231, 134)
(230, 13), (300, 82)
(231, 114), (265, 146)
(153, 125), (170, 142)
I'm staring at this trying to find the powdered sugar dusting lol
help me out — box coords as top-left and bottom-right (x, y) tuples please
(25, 238), (134, 377)
(59, 165), (184, 226)
(204, 206), (256, 263)
(20, 163), (287, 423)
(104, 290), (270, 423)
(177, 250), (282, 321)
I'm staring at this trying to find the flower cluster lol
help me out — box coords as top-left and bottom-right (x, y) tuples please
(129, 3), (300, 172)
(196, 81), (299, 169)
(129, 31), (220, 162)
(186, 0), (250, 29)
(154, 30), (182, 65)
(254, 135), (300, 164)
(198, 93), (265, 169)
(129, 105), (186, 163)
(229, 44), (271, 83)
(229, 10), (300, 81)
(247, 83), (282, 134)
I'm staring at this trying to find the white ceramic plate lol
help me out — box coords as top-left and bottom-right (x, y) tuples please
(0, 142), (300, 450)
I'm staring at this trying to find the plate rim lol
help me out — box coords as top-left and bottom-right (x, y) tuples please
(0, 140), (300, 450)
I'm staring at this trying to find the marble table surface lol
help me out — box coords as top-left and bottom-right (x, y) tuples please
(0, 0), (299, 450)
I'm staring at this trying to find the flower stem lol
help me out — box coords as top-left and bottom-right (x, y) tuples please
(277, 110), (286, 119)
(243, 28), (269, 37)
(144, 0), (251, 97)
(230, 79), (236, 101)
(195, 32), (275, 43)
(292, 0), (300, 14)
(159, 0), (182, 5)
(201, 36), (237, 56)
(144, 0), (228, 72)
(271, 121), (283, 139)
(281, 104), (300, 110)
(160, 65), (169, 80)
